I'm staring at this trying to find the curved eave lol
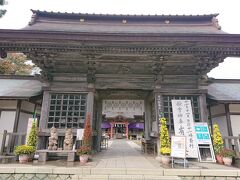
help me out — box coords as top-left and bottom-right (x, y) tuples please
(0, 29), (240, 43)
(1, 29), (240, 57)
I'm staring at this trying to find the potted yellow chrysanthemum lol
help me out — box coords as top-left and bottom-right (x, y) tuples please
(212, 124), (224, 164)
(159, 117), (171, 165)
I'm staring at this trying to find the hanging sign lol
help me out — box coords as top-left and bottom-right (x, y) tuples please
(172, 100), (198, 158)
(171, 136), (186, 158)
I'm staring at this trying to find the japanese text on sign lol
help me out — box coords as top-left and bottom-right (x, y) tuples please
(195, 122), (211, 145)
(172, 100), (198, 158)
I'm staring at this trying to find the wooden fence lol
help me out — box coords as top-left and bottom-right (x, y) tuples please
(0, 130), (26, 155)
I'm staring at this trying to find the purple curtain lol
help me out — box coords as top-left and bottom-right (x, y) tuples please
(128, 123), (144, 129)
(101, 122), (111, 129)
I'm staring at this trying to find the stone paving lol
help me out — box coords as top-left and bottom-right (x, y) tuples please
(94, 139), (158, 169)
(0, 139), (240, 179)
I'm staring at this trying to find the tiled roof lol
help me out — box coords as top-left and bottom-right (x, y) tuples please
(0, 76), (43, 99)
(31, 10), (219, 20)
(22, 10), (224, 34)
(208, 80), (240, 102)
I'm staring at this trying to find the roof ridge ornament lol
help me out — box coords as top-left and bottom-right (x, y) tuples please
(29, 13), (37, 26)
(212, 17), (221, 30)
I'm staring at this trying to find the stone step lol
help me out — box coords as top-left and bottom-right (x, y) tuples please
(73, 175), (181, 180)
(90, 168), (164, 176)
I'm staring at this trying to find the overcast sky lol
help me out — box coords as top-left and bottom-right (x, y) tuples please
(1, 0), (240, 79)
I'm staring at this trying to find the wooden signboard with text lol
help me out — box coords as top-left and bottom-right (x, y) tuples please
(172, 100), (198, 158)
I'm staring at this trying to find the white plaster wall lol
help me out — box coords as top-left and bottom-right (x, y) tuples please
(35, 105), (41, 115)
(17, 112), (32, 133)
(0, 111), (16, 151)
(210, 104), (225, 116)
(21, 101), (35, 112)
(0, 100), (17, 109)
(212, 116), (228, 136)
(229, 104), (240, 113)
(230, 115), (240, 136)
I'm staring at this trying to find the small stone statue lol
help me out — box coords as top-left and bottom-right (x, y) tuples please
(63, 128), (73, 150)
(48, 127), (58, 150)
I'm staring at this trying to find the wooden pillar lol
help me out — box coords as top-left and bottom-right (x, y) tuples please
(199, 93), (208, 122)
(96, 100), (103, 152)
(110, 122), (114, 139)
(154, 92), (163, 156)
(86, 91), (94, 126)
(13, 100), (22, 133)
(125, 122), (129, 140)
(144, 100), (151, 140)
(225, 103), (233, 136)
(39, 91), (50, 130)
(207, 105), (213, 134)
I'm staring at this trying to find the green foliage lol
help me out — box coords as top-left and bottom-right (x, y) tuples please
(77, 113), (92, 155)
(76, 146), (91, 156)
(0, 0), (4, 5)
(160, 117), (171, 155)
(212, 124), (224, 155)
(0, 0), (6, 18)
(0, 53), (35, 75)
(82, 113), (92, 147)
(14, 145), (35, 155)
(27, 121), (38, 148)
(221, 148), (235, 158)
(0, 9), (6, 17)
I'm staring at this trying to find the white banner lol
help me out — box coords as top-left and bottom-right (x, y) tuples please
(172, 100), (198, 158)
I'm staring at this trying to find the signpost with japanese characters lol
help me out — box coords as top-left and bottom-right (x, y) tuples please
(172, 100), (198, 158)
(195, 122), (215, 162)
(195, 122), (211, 145)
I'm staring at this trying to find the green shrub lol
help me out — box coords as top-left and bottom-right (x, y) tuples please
(221, 148), (236, 158)
(76, 146), (91, 156)
(27, 121), (38, 148)
(14, 145), (35, 155)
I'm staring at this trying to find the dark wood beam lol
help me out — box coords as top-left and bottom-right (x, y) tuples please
(225, 103), (233, 136)
(13, 100), (22, 133)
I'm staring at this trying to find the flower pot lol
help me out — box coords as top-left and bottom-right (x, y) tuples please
(155, 155), (162, 163)
(28, 154), (35, 162)
(216, 154), (224, 164)
(223, 157), (233, 166)
(161, 155), (171, 165)
(19, 154), (29, 163)
(79, 155), (89, 164)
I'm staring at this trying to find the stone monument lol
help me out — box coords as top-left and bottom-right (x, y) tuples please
(48, 127), (58, 150)
(63, 128), (73, 150)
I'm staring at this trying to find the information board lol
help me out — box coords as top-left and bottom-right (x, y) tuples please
(195, 122), (215, 162)
(172, 100), (198, 158)
(171, 136), (186, 158)
(195, 123), (211, 145)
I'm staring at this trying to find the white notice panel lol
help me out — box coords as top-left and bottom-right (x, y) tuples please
(172, 100), (198, 158)
(171, 136), (186, 158)
(77, 129), (84, 140)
